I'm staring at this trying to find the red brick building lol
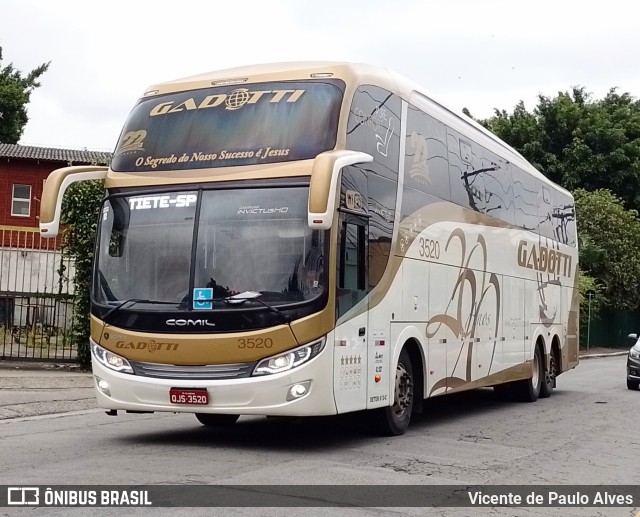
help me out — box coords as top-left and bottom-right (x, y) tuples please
(0, 144), (111, 342)
(0, 143), (111, 242)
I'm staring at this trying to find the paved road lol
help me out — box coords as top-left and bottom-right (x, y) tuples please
(0, 367), (94, 419)
(0, 355), (636, 516)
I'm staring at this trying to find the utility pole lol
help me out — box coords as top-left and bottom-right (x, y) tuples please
(586, 290), (595, 352)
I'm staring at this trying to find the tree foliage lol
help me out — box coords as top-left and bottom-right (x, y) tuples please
(574, 188), (640, 310)
(60, 180), (104, 367)
(482, 87), (640, 211)
(577, 270), (606, 339)
(480, 89), (640, 320)
(0, 46), (50, 143)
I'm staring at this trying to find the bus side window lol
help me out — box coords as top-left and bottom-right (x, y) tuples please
(337, 220), (367, 319)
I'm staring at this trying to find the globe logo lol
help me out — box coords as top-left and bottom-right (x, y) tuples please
(226, 88), (251, 110)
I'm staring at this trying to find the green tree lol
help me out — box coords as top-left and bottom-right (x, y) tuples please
(482, 87), (640, 210)
(481, 100), (548, 172)
(574, 188), (640, 311)
(0, 47), (50, 143)
(60, 180), (104, 367)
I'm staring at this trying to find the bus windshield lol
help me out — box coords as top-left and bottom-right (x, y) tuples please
(93, 187), (326, 310)
(110, 80), (344, 172)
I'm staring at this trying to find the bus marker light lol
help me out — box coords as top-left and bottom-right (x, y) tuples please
(339, 340), (347, 346)
(374, 375), (381, 383)
(211, 78), (248, 86)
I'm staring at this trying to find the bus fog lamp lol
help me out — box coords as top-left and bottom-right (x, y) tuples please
(96, 377), (111, 396)
(287, 381), (311, 401)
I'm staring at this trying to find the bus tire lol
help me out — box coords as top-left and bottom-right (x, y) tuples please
(195, 413), (240, 426)
(539, 348), (557, 398)
(514, 345), (543, 402)
(374, 348), (414, 436)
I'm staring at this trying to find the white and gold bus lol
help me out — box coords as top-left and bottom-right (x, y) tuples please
(40, 62), (579, 435)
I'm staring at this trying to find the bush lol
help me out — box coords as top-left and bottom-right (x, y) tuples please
(60, 180), (104, 367)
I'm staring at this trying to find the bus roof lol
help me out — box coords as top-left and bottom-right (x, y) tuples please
(141, 62), (569, 198)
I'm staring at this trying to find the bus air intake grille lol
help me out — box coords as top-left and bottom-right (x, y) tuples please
(129, 361), (255, 380)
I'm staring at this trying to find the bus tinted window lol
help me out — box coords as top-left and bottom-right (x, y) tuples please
(538, 184), (555, 239)
(553, 192), (577, 247)
(111, 81), (344, 172)
(404, 104), (450, 201)
(483, 150), (515, 225)
(447, 129), (485, 212)
(513, 166), (541, 232)
(346, 85), (401, 181)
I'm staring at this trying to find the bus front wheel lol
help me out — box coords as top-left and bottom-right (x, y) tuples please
(195, 413), (240, 427)
(374, 348), (414, 436)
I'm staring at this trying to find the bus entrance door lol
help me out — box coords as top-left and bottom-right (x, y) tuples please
(333, 214), (369, 413)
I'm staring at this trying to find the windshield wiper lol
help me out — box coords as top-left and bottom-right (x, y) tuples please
(102, 298), (185, 323)
(224, 291), (292, 324)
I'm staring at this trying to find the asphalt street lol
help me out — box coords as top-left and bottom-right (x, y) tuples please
(0, 365), (95, 419)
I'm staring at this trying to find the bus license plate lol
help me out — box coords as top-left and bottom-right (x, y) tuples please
(169, 388), (209, 405)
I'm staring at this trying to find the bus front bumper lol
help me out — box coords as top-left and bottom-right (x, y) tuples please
(91, 345), (337, 417)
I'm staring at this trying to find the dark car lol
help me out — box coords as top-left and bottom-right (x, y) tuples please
(627, 334), (640, 390)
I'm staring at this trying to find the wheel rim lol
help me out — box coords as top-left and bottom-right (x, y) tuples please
(393, 362), (413, 417)
(546, 353), (556, 384)
(532, 351), (540, 387)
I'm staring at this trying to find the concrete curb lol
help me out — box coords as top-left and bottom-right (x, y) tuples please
(0, 360), (87, 372)
(579, 351), (628, 359)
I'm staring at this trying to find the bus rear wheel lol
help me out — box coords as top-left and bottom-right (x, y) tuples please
(374, 348), (414, 436)
(514, 345), (543, 402)
(195, 413), (240, 427)
(540, 348), (557, 398)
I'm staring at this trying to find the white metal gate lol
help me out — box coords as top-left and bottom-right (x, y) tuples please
(0, 227), (77, 362)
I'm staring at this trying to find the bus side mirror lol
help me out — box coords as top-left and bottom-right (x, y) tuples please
(308, 150), (372, 230)
(628, 333), (638, 345)
(40, 165), (108, 237)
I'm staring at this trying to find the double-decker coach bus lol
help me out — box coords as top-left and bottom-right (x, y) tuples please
(40, 62), (578, 435)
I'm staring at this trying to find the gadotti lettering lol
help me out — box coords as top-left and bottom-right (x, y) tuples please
(149, 89), (306, 116)
(517, 240), (573, 278)
(115, 341), (179, 351)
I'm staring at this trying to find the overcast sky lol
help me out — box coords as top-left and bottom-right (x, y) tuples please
(3, 0), (639, 152)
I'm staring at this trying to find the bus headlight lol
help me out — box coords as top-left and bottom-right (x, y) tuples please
(92, 341), (134, 374)
(253, 338), (326, 376)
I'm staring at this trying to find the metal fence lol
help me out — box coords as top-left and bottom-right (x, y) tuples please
(1, 227), (77, 362)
